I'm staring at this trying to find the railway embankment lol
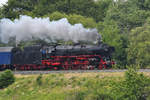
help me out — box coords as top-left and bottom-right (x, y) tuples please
(0, 69), (150, 100)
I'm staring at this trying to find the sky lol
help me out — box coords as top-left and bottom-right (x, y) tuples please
(0, 0), (8, 6)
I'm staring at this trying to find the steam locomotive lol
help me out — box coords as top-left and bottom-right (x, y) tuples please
(0, 42), (115, 70)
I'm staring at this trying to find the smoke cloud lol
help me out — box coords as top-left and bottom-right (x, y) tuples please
(0, 15), (101, 44)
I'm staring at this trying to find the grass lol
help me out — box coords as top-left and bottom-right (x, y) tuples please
(0, 71), (150, 100)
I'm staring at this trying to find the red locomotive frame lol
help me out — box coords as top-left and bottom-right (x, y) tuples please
(13, 55), (114, 70)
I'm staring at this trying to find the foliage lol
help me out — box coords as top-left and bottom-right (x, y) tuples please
(44, 12), (97, 28)
(123, 68), (150, 99)
(1, 0), (112, 21)
(0, 70), (150, 100)
(110, 68), (150, 100)
(44, 11), (67, 21)
(127, 19), (150, 68)
(97, 20), (128, 66)
(36, 74), (42, 86)
(0, 70), (15, 89)
(105, 0), (150, 33)
(67, 68), (150, 100)
(0, 7), (3, 19)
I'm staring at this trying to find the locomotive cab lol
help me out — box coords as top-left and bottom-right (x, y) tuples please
(12, 45), (42, 65)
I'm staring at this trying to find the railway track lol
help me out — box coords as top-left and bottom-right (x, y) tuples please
(7, 69), (150, 74)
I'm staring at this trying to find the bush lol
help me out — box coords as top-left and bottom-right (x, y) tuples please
(111, 68), (150, 100)
(36, 74), (42, 86)
(123, 68), (150, 100)
(0, 70), (15, 89)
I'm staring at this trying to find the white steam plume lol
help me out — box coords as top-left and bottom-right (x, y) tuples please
(0, 15), (101, 44)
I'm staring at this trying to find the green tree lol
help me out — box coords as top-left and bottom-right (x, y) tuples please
(0, 70), (15, 89)
(1, 0), (39, 19)
(127, 18), (150, 68)
(67, 14), (97, 28)
(97, 20), (128, 67)
(95, 0), (113, 21)
(1, 0), (112, 22)
(44, 11), (68, 21)
(45, 12), (97, 28)
(114, 68), (150, 100)
(33, 0), (112, 22)
(105, 0), (150, 33)
(0, 7), (3, 19)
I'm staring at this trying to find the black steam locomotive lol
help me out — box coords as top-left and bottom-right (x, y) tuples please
(0, 42), (115, 70)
